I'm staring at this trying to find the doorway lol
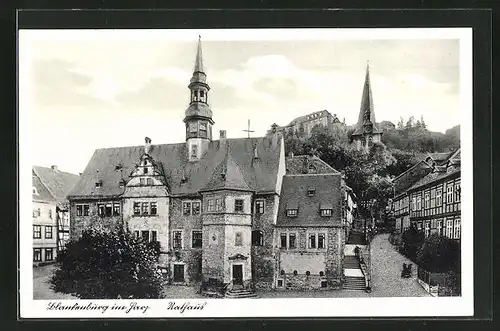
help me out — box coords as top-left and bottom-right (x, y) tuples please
(232, 264), (243, 285)
(173, 264), (185, 282)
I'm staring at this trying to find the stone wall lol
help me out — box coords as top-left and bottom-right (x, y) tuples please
(169, 196), (203, 284)
(69, 199), (124, 239)
(277, 273), (327, 291)
(251, 194), (278, 289)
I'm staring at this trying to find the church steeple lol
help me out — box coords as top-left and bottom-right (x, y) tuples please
(350, 61), (383, 152)
(184, 36), (214, 162)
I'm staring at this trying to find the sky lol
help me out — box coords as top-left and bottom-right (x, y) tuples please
(19, 29), (463, 175)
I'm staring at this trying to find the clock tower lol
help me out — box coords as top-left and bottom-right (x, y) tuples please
(184, 36), (214, 161)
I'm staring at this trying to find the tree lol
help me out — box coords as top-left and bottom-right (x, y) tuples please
(416, 234), (460, 273)
(420, 115), (427, 130)
(51, 229), (164, 299)
(405, 116), (415, 129)
(397, 117), (405, 130)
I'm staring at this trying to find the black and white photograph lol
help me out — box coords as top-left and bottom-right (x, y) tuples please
(19, 26), (473, 318)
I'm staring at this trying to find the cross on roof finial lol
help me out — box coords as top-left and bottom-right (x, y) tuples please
(242, 119), (255, 138)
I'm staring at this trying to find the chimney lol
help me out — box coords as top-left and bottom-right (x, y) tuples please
(219, 130), (227, 139)
(144, 137), (152, 155)
(51, 165), (58, 171)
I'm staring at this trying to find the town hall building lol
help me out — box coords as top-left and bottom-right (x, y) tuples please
(67, 38), (347, 296)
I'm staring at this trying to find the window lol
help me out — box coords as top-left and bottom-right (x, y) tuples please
(45, 248), (53, 261)
(437, 220), (443, 236)
(318, 234), (325, 249)
(320, 209), (332, 217)
(183, 202), (192, 216)
(192, 201), (201, 215)
(134, 230), (139, 239)
(416, 196), (421, 210)
(234, 199), (244, 213)
(133, 202), (141, 215)
(192, 230), (202, 248)
(436, 190), (442, 207)
(83, 205), (90, 216)
(98, 204), (105, 216)
(33, 225), (41, 239)
(45, 226), (53, 239)
(141, 230), (150, 242)
(173, 231), (183, 249)
(307, 188), (316, 196)
(32, 187), (38, 195)
(216, 198), (224, 212)
(424, 193), (430, 209)
(144, 167), (149, 174)
(251, 230), (264, 246)
(286, 209), (298, 217)
(119, 179), (126, 188)
(277, 279), (284, 287)
(289, 233), (296, 249)
(95, 180), (102, 188)
(308, 234), (316, 249)
(146, 178), (153, 185)
(446, 219), (454, 238)
(105, 203), (112, 216)
(430, 190), (436, 208)
(235, 232), (243, 246)
(151, 230), (157, 242)
(33, 208), (41, 218)
(76, 205), (83, 216)
(454, 219), (461, 239)
(424, 221), (430, 237)
(454, 183), (461, 202)
(191, 145), (198, 158)
(150, 202), (158, 215)
(142, 202), (149, 215)
(412, 197), (416, 211)
(140, 178), (146, 186)
(446, 185), (454, 204)
(33, 248), (42, 262)
(189, 122), (198, 133)
(306, 271), (311, 276)
(255, 200), (265, 214)
(48, 209), (52, 219)
(280, 233), (287, 248)
(207, 199), (215, 212)
(113, 202), (120, 216)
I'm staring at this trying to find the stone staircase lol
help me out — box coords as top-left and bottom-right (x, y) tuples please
(344, 255), (360, 269)
(343, 276), (366, 291)
(225, 287), (257, 298)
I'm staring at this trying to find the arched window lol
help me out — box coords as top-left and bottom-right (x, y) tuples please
(305, 271), (310, 276)
(319, 271), (324, 277)
(251, 230), (264, 246)
(293, 270), (298, 276)
(280, 269), (285, 275)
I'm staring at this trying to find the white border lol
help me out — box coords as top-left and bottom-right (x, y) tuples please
(19, 27), (473, 318)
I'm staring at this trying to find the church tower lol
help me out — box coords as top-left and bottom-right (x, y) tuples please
(184, 36), (214, 161)
(351, 62), (382, 152)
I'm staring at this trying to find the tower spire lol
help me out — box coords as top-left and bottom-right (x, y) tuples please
(194, 35), (204, 73)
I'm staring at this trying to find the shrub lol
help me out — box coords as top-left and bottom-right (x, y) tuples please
(400, 226), (425, 262)
(51, 229), (164, 299)
(416, 234), (460, 273)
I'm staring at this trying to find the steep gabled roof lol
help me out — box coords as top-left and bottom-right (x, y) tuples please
(32, 166), (80, 203)
(276, 174), (342, 227)
(285, 155), (340, 175)
(68, 136), (283, 199)
(32, 171), (57, 203)
(202, 148), (253, 192)
(392, 160), (434, 198)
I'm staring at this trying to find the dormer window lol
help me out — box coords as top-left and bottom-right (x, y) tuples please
(32, 187), (38, 195)
(286, 209), (298, 217)
(95, 180), (102, 188)
(119, 179), (126, 188)
(320, 209), (333, 217)
(115, 164), (123, 171)
(307, 188), (316, 196)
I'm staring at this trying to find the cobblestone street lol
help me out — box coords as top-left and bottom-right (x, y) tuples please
(33, 264), (75, 300)
(369, 233), (430, 297)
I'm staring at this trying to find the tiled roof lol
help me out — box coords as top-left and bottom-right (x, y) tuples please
(202, 148), (253, 192)
(32, 171), (56, 203)
(276, 174), (342, 227)
(408, 166), (460, 191)
(68, 136), (283, 199)
(392, 160), (434, 197)
(285, 155), (340, 175)
(32, 166), (80, 203)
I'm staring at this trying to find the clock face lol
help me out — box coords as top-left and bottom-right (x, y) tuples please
(189, 123), (198, 133)
(363, 125), (373, 134)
